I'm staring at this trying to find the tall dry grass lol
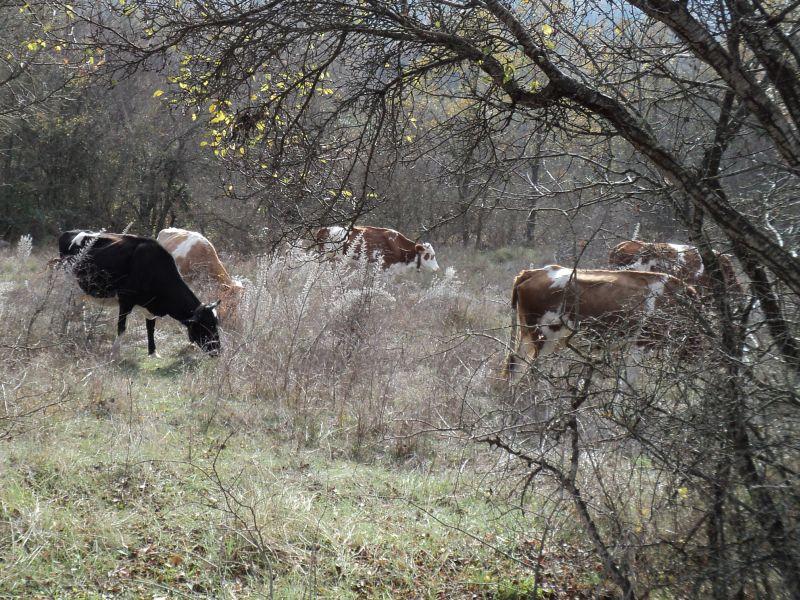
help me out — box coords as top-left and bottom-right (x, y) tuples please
(0, 240), (522, 459)
(10, 236), (784, 598)
(6, 239), (617, 598)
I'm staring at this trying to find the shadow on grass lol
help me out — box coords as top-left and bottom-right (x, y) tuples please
(116, 346), (204, 379)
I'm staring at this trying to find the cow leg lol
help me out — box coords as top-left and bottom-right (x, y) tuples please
(146, 318), (159, 357)
(112, 300), (134, 359)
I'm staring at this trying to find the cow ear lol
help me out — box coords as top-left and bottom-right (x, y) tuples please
(414, 243), (424, 253)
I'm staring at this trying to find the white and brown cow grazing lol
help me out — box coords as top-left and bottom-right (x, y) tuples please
(157, 228), (244, 324)
(504, 265), (698, 384)
(609, 240), (741, 294)
(314, 225), (439, 272)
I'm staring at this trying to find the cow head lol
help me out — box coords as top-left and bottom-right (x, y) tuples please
(185, 300), (221, 355)
(414, 243), (440, 271)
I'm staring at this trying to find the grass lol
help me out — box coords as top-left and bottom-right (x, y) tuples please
(0, 245), (614, 598)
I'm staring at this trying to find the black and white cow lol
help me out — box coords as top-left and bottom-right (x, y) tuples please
(58, 230), (221, 357)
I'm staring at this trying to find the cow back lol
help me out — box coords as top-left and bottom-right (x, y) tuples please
(514, 266), (693, 337)
(349, 226), (417, 266)
(60, 230), (200, 318)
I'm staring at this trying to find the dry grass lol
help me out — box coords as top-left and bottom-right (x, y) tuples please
(0, 243), (616, 598)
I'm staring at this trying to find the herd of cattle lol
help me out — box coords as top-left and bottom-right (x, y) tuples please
(52, 225), (740, 380)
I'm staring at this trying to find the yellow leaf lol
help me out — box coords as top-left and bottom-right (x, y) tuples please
(153, 89), (165, 98)
(191, 113), (197, 121)
(542, 24), (554, 36)
(209, 103), (218, 113)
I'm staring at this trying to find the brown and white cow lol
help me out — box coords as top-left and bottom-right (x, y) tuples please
(314, 225), (439, 272)
(609, 240), (741, 294)
(504, 265), (698, 384)
(157, 228), (244, 324)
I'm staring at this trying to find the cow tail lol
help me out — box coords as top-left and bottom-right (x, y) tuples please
(504, 273), (523, 379)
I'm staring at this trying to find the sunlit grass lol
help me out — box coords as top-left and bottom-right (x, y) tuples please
(0, 247), (612, 598)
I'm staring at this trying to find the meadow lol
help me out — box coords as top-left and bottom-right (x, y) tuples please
(0, 239), (615, 599)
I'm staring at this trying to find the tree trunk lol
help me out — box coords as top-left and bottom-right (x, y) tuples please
(474, 205), (484, 250)
(525, 207), (536, 245)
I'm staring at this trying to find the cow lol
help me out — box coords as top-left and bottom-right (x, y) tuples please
(504, 265), (698, 384)
(58, 230), (221, 357)
(314, 225), (440, 272)
(609, 240), (741, 295)
(156, 227), (244, 325)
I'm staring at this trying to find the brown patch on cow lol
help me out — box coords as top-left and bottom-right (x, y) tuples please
(158, 228), (244, 325)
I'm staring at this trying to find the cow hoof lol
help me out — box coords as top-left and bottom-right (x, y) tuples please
(148, 352), (162, 359)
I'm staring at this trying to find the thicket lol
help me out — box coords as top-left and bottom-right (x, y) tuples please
(1, 0), (799, 597)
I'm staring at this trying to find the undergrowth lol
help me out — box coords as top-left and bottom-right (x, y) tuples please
(0, 241), (613, 598)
